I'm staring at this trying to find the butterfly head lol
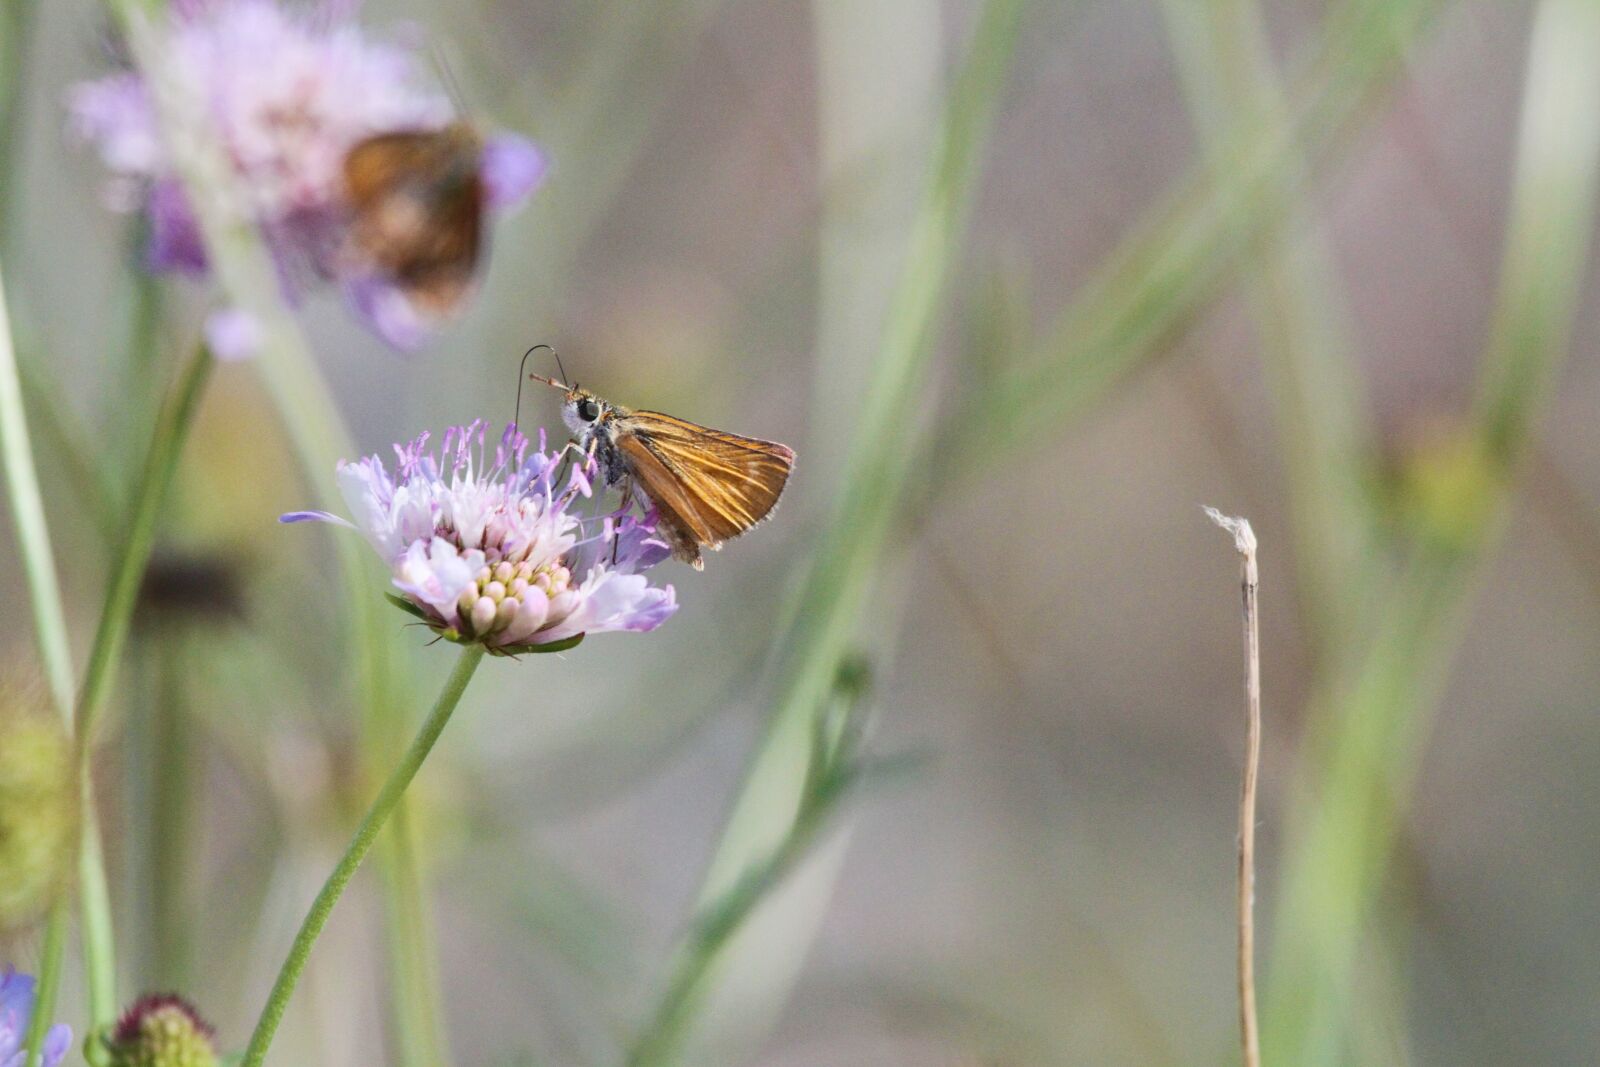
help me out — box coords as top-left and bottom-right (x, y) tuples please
(560, 388), (614, 438)
(528, 372), (610, 436)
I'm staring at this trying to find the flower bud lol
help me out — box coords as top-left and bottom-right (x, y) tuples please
(470, 595), (497, 635)
(0, 691), (76, 931)
(108, 995), (218, 1067)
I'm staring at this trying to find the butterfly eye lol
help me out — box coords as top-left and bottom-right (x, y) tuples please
(577, 398), (601, 422)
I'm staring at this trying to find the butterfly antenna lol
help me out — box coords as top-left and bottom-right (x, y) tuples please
(430, 45), (470, 117)
(515, 343), (559, 429)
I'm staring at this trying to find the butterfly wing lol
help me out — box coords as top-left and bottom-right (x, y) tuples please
(615, 411), (795, 566)
(343, 125), (484, 315)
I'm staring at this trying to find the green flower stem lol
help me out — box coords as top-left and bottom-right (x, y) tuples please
(248, 313), (451, 1067)
(151, 634), (196, 987)
(73, 341), (213, 1049)
(702, 0), (1021, 907)
(16, 349), (123, 545)
(240, 644), (486, 1067)
(626, 772), (845, 1067)
(75, 802), (116, 1061)
(0, 258), (74, 720)
(0, 255), (78, 1067)
(75, 341), (212, 744)
(20, 897), (66, 1067)
(639, 4), (1019, 1063)
(378, 797), (449, 1067)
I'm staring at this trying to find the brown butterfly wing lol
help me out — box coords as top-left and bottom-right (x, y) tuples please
(615, 412), (795, 567)
(343, 125), (484, 315)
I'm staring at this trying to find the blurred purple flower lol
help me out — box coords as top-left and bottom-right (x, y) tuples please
(481, 133), (547, 209)
(203, 306), (263, 360)
(67, 0), (546, 350)
(282, 422), (677, 651)
(0, 969), (71, 1067)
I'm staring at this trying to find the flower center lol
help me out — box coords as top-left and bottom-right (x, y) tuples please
(454, 557), (572, 639)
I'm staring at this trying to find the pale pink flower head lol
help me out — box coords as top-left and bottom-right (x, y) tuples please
(68, 0), (546, 351)
(282, 423), (677, 652)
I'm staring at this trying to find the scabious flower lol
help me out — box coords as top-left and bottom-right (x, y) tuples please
(0, 970), (71, 1067)
(283, 422), (677, 652)
(107, 994), (217, 1067)
(67, 0), (546, 352)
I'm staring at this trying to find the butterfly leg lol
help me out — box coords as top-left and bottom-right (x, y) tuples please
(551, 438), (595, 493)
(610, 477), (637, 566)
(551, 439), (577, 487)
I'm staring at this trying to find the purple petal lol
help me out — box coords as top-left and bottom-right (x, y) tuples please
(42, 1024), (70, 1067)
(66, 75), (160, 176)
(618, 585), (678, 632)
(145, 179), (209, 275)
(279, 510), (354, 527)
(204, 308), (263, 361)
(344, 277), (433, 350)
(0, 971), (34, 1017)
(480, 134), (547, 211)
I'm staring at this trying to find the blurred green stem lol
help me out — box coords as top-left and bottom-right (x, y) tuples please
(20, 897), (67, 1067)
(240, 644), (486, 1067)
(118, 269), (167, 483)
(152, 632), (196, 987)
(0, 254), (80, 1067)
(941, 0), (1436, 474)
(703, 0), (1021, 895)
(73, 340), (213, 1050)
(0, 260), (74, 717)
(1160, 0), (1375, 651)
(1265, 1), (1600, 1061)
(1, 262), (172, 1061)
(16, 349), (123, 544)
(0, 254), (82, 1067)
(626, 755), (854, 1067)
(75, 344), (211, 749)
(649, 1), (1021, 1061)
(0, 0), (38, 247)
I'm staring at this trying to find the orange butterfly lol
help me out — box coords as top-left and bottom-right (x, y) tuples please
(529, 371), (796, 569)
(342, 122), (485, 318)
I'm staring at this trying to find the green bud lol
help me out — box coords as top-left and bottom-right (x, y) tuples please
(0, 691), (76, 931)
(1394, 419), (1501, 551)
(108, 995), (219, 1067)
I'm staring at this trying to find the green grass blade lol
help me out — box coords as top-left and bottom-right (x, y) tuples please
(940, 0), (1436, 475)
(706, 0), (1021, 896)
(702, 0), (1025, 903)
(629, 2), (1025, 1063)
(1160, 0), (1376, 650)
(0, 253), (79, 1067)
(0, 257), (75, 719)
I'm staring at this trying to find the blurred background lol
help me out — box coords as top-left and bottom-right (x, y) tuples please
(3, 0), (1600, 1065)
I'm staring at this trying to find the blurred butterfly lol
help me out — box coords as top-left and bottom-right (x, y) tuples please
(527, 362), (796, 570)
(342, 121), (486, 319)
